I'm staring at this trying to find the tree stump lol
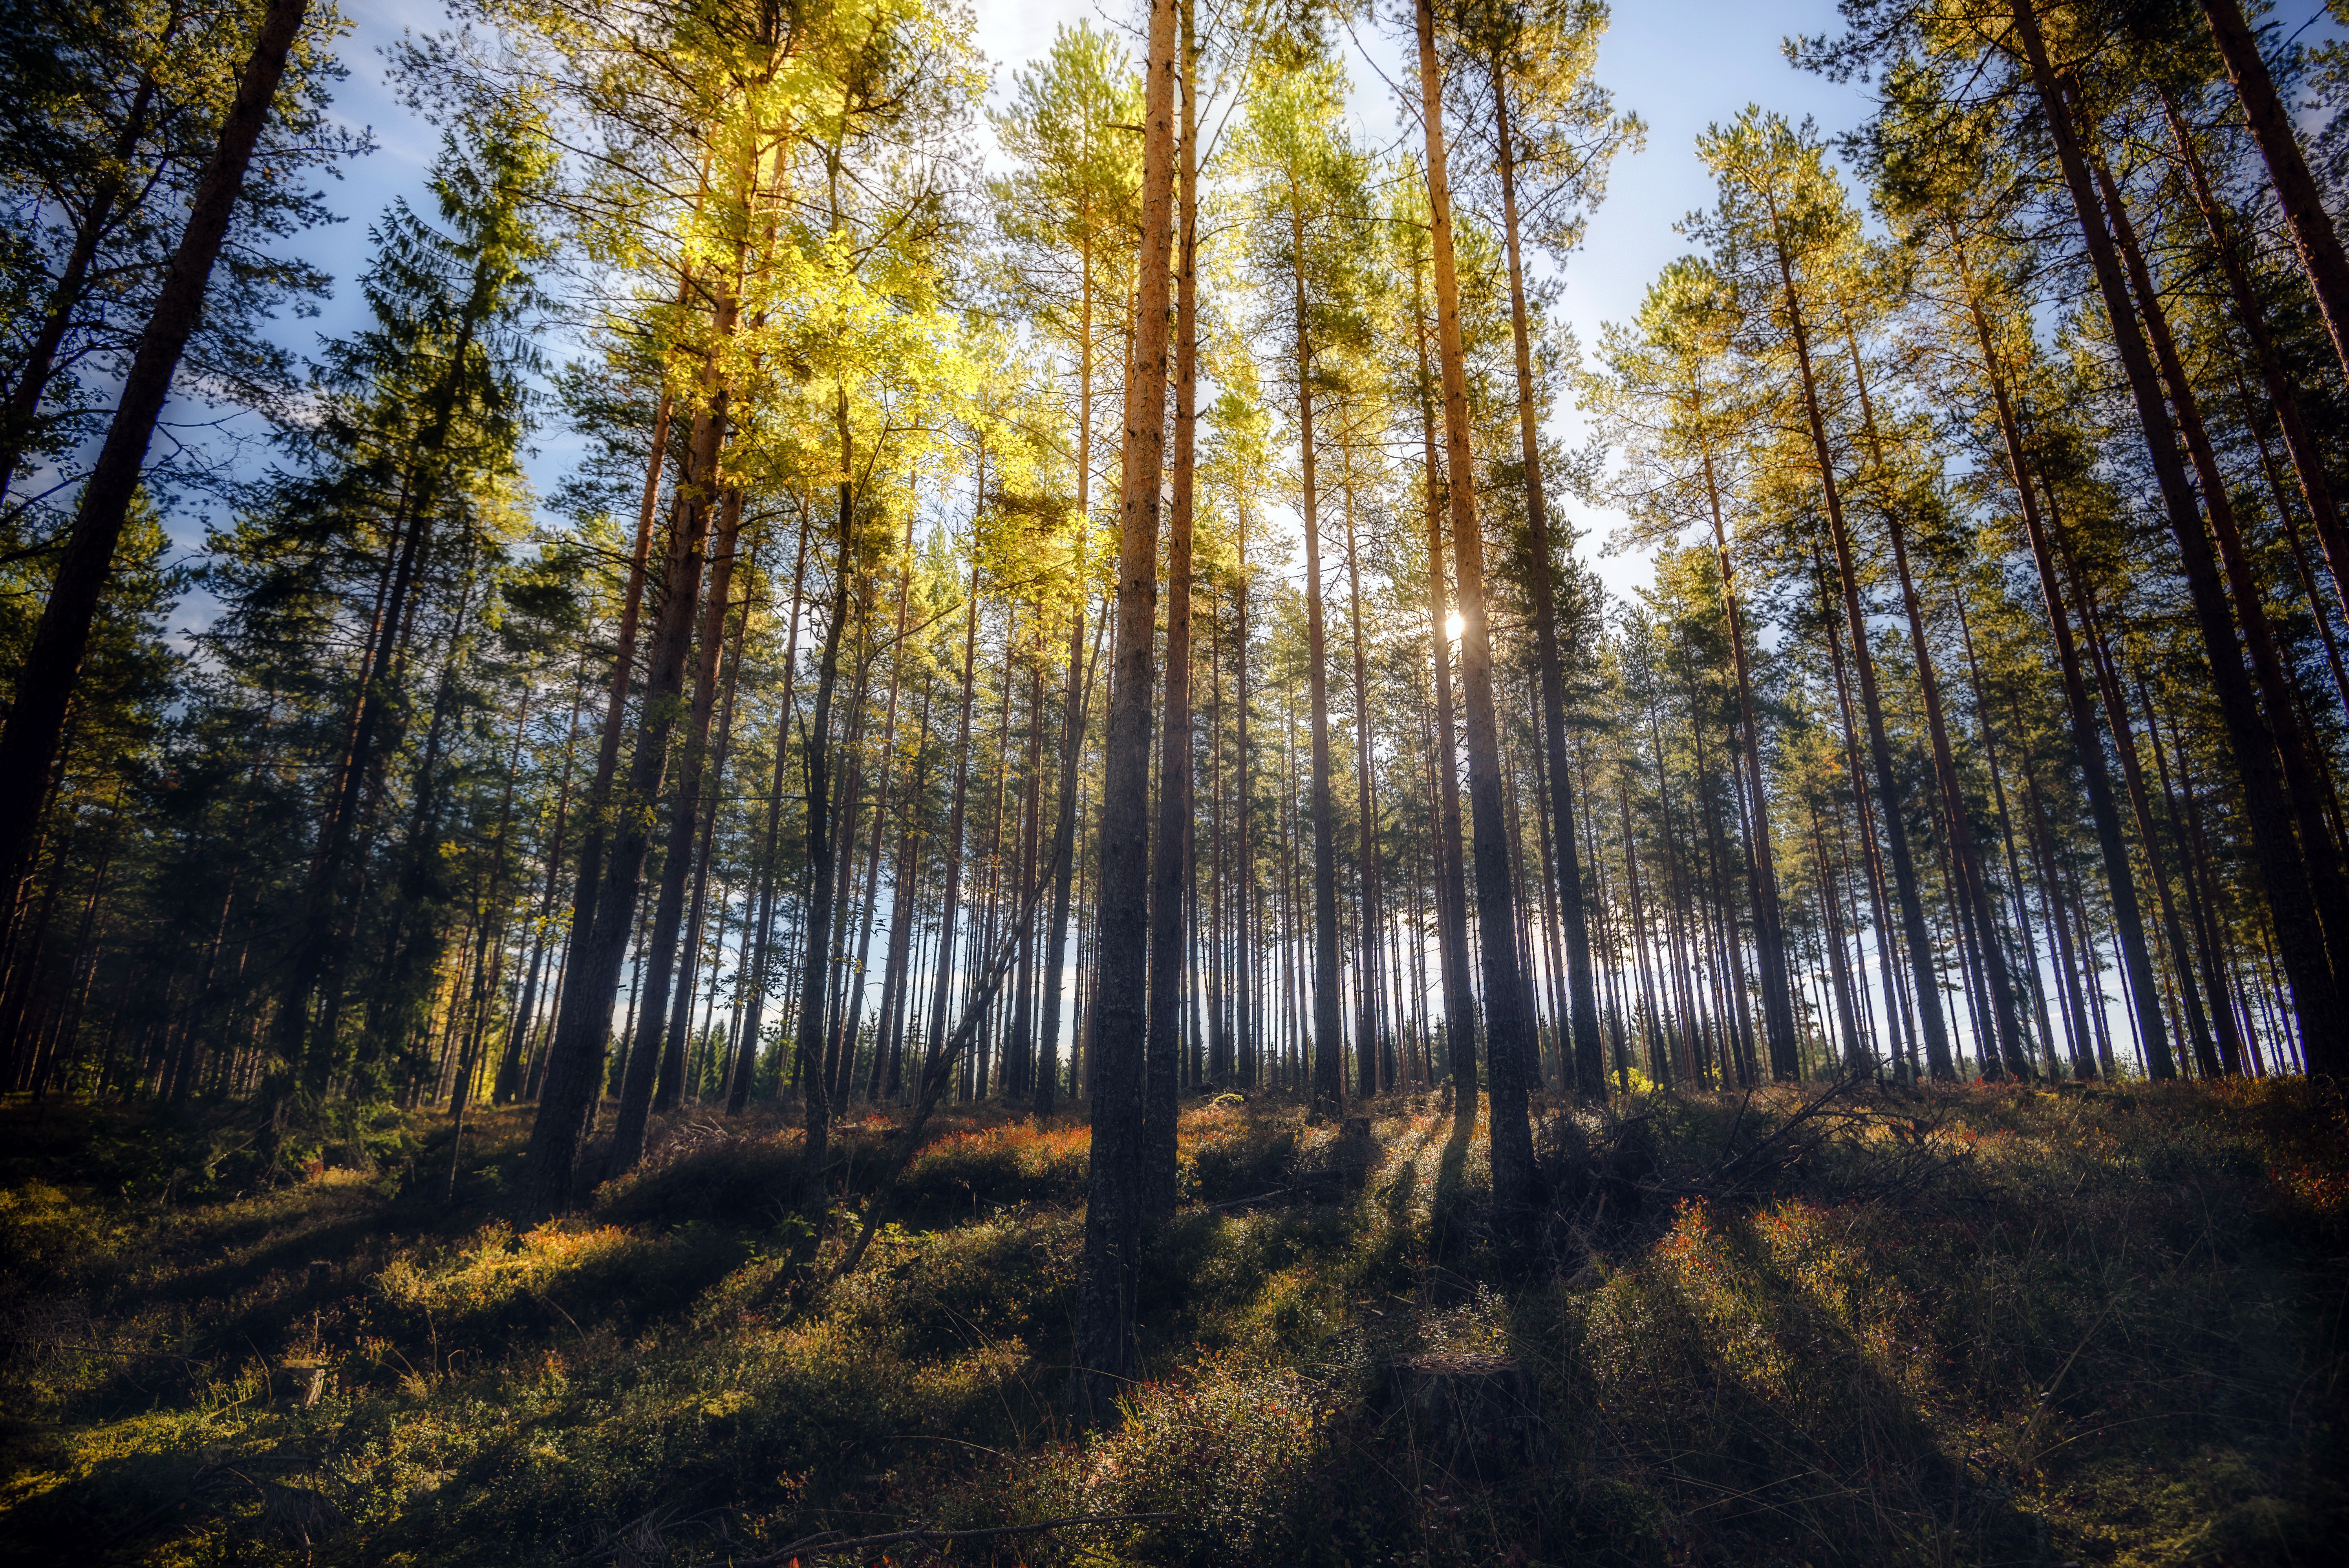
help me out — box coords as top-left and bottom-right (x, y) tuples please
(1380, 1353), (1551, 1479)
(1334, 1116), (1376, 1190)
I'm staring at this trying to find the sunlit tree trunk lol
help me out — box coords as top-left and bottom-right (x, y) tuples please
(1417, 0), (1537, 1199)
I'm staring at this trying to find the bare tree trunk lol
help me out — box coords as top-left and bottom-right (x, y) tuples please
(1412, 271), (1477, 1120)
(0, 0), (310, 904)
(1418, 0), (1536, 1200)
(1771, 252), (1949, 1078)
(791, 470), (858, 1220)
(1068, 0), (1177, 1420)
(2009, 0), (2343, 1074)
(2195, 0), (2349, 384)
(608, 472), (746, 1173)
(522, 357), (724, 1215)
(1145, 4), (1200, 1209)
(1491, 66), (1612, 1098)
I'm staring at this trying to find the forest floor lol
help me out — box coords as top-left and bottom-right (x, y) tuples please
(0, 1074), (2343, 1567)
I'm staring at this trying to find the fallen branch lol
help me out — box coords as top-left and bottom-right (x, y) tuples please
(730, 1509), (1187, 1566)
(1640, 1076), (1877, 1200)
(832, 829), (1070, 1280)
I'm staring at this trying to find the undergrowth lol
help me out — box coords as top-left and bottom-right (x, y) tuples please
(0, 1076), (2342, 1566)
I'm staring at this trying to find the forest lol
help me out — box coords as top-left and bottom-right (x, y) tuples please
(0, 0), (2345, 1561)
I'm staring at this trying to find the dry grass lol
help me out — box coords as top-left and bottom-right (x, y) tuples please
(0, 1076), (2341, 1566)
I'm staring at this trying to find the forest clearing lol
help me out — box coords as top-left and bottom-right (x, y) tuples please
(5, 0), (2349, 1558)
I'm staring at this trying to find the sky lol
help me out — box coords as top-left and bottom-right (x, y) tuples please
(245, 0), (1880, 611)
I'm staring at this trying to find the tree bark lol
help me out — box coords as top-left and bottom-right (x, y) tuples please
(522, 357), (724, 1215)
(1067, 0), (1176, 1422)
(1411, 258), (1478, 1122)
(2196, 0), (2349, 385)
(2007, 0), (2343, 1075)
(1418, 0), (1537, 1202)
(0, 0), (310, 909)
(1491, 66), (1612, 1099)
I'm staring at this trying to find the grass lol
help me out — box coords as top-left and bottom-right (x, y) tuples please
(0, 1075), (2342, 1566)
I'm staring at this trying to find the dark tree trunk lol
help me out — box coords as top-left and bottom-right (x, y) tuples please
(0, 0), (311, 907)
(1418, 0), (1536, 1202)
(2008, 0), (2344, 1075)
(1067, 0), (1177, 1424)
(1491, 67), (1613, 1099)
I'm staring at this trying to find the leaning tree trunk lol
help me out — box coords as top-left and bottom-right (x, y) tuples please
(2196, 0), (2349, 387)
(2007, 0), (2344, 1075)
(0, 0), (311, 909)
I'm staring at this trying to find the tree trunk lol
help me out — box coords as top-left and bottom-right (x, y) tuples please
(607, 469), (746, 1174)
(0, 0), (310, 907)
(1144, 3), (1200, 1211)
(521, 360), (723, 1215)
(1946, 236), (2176, 1078)
(1067, 0), (1176, 1421)
(1412, 268), (1478, 1122)
(1772, 258), (1950, 1078)
(1844, 340), (2030, 1078)
(2008, 0), (2343, 1075)
(1491, 66), (1611, 1099)
(1291, 194), (1345, 1116)
(2196, 0), (2349, 385)
(791, 474), (857, 1220)
(1418, 0), (1536, 1201)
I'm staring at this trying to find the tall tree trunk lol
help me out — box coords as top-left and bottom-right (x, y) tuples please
(1418, 0), (1536, 1200)
(1412, 269), (1477, 1121)
(0, 0), (187, 503)
(1769, 250), (1950, 1078)
(1695, 445), (1799, 1079)
(1290, 193), (1345, 1115)
(662, 575), (753, 1104)
(0, 0), (310, 905)
(2195, 0), (2349, 384)
(496, 672), (586, 1103)
(926, 552), (984, 1094)
(2085, 136), (2349, 994)
(521, 353), (724, 1215)
(1844, 339), (2031, 1078)
(731, 511), (812, 1111)
(607, 469), (746, 1174)
(1068, 0), (1177, 1419)
(791, 468), (858, 1220)
(2008, 0), (2344, 1075)
(1946, 232), (2176, 1078)
(2162, 90), (2349, 632)
(1491, 66), (1611, 1099)
(1035, 598), (1101, 1116)
(1144, 4), (1200, 1210)
(1341, 447), (1386, 1098)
